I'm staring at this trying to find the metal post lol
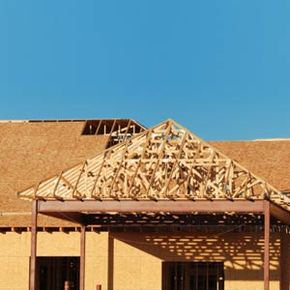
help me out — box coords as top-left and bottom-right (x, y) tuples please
(280, 232), (290, 290)
(264, 201), (270, 290)
(30, 200), (38, 290)
(107, 234), (114, 290)
(80, 225), (86, 290)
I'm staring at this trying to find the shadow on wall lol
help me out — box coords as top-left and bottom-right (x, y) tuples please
(109, 231), (280, 281)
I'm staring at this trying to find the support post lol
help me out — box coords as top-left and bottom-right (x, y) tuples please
(280, 231), (290, 290)
(80, 225), (86, 290)
(264, 201), (270, 290)
(30, 200), (38, 290)
(107, 234), (114, 290)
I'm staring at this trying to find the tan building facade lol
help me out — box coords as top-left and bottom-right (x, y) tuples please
(0, 231), (286, 290)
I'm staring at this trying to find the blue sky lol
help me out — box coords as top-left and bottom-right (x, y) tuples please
(0, 0), (290, 140)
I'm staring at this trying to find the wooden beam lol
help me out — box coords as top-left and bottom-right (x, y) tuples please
(264, 201), (270, 290)
(164, 131), (188, 198)
(38, 200), (265, 214)
(41, 212), (87, 224)
(108, 120), (132, 197)
(72, 162), (87, 198)
(95, 120), (103, 135)
(104, 119), (117, 148)
(91, 150), (112, 199)
(145, 120), (172, 199)
(127, 129), (152, 198)
(80, 225), (86, 290)
(29, 200), (38, 290)
(270, 202), (290, 225)
(52, 171), (63, 199)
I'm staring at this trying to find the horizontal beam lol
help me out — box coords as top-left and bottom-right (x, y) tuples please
(41, 212), (86, 224)
(269, 202), (290, 225)
(38, 200), (265, 214)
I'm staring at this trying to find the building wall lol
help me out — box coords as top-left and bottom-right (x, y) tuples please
(0, 231), (282, 290)
(111, 232), (280, 290)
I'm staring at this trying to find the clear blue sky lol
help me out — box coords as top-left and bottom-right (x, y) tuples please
(0, 0), (290, 140)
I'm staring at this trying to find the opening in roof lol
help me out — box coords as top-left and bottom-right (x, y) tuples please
(82, 119), (145, 148)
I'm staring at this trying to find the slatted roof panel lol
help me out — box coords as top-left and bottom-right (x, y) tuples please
(18, 119), (290, 212)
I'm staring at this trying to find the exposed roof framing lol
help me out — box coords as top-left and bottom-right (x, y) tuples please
(81, 119), (145, 135)
(18, 119), (290, 212)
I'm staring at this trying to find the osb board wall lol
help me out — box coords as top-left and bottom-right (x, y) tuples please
(111, 232), (281, 290)
(0, 121), (108, 226)
(211, 140), (290, 192)
(0, 231), (282, 290)
(0, 231), (109, 290)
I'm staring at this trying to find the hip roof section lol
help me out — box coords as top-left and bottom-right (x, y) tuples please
(18, 119), (290, 213)
(211, 140), (290, 193)
(0, 119), (144, 212)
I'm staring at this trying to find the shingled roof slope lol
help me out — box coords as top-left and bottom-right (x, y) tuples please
(0, 121), (109, 226)
(211, 140), (290, 193)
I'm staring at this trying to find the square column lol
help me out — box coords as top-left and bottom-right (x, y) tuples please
(30, 200), (38, 290)
(280, 231), (290, 290)
(80, 225), (86, 290)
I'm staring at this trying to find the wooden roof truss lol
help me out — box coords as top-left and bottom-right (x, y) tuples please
(18, 120), (290, 213)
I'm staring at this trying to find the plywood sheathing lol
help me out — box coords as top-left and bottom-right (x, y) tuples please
(0, 121), (109, 226)
(211, 140), (290, 193)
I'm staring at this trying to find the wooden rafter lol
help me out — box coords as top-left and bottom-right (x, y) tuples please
(18, 119), (290, 213)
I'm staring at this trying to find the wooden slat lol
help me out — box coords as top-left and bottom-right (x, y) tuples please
(95, 120), (103, 135)
(164, 132), (188, 198)
(145, 121), (172, 199)
(104, 119), (117, 148)
(72, 162), (87, 197)
(91, 151), (112, 199)
(108, 120), (132, 198)
(127, 130), (152, 199)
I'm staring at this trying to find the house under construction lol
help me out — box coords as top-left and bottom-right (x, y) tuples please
(0, 118), (289, 290)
